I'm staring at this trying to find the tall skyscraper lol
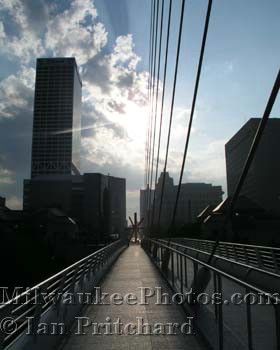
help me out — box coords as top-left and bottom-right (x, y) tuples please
(23, 57), (127, 241)
(31, 58), (82, 178)
(225, 118), (280, 215)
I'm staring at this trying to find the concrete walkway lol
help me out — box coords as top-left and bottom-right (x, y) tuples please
(60, 245), (206, 350)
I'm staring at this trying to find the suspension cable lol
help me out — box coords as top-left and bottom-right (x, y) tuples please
(145, 0), (155, 190)
(207, 69), (280, 264)
(170, 0), (213, 229)
(150, 0), (173, 232)
(148, 0), (165, 234)
(157, 0), (186, 227)
(145, 0), (156, 213)
(147, 0), (160, 227)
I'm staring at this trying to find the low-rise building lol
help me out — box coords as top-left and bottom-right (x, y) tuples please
(23, 173), (126, 242)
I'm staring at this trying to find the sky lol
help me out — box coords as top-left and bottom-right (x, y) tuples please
(0, 0), (279, 219)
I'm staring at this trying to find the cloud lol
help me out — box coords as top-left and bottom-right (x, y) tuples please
(112, 34), (141, 69)
(22, 0), (49, 33)
(0, 67), (34, 118)
(6, 195), (21, 209)
(45, 0), (107, 65)
(83, 34), (147, 103)
(0, 21), (5, 40)
(0, 0), (107, 65)
(0, 167), (14, 184)
(186, 138), (227, 191)
(83, 53), (112, 93)
(0, 0), (230, 218)
(0, 1), (151, 214)
(108, 100), (126, 114)
(0, 0), (46, 63)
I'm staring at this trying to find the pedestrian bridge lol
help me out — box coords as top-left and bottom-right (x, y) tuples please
(0, 239), (279, 350)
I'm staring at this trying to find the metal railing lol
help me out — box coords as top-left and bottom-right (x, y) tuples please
(0, 240), (127, 350)
(142, 238), (280, 350)
(165, 238), (280, 274)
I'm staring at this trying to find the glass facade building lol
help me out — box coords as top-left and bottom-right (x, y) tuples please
(31, 58), (82, 178)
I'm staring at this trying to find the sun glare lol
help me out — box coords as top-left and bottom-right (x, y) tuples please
(121, 102), (149, 145)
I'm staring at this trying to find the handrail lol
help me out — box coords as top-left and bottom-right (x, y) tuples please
(142, 238), (280, 350)
(148, 239), (278, 299)
(170, 237), (280, 251)
(165, 237), (280, 274)
(1, 241), (122, 309)
(159, 239), (280, 279)
(0, 239), (127, 350)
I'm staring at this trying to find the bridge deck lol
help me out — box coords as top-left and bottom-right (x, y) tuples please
(60, 245), (205, 350)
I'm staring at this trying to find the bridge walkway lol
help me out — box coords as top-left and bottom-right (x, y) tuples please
(60, 245), (206, 350)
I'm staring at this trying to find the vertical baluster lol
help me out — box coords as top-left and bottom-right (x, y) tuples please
(70, 265), (80, 293)
(255, 247), (263, 269)
(177, 252), (179, 280)
(271, 249), (279, 273)
(184, 256), (188, 288)
(180, 254), (183, 293)
(224, 243), (230, 260)
(171, 251), (174, 287)
(243, 245), (249, 265)
(233, 245), (239, 262)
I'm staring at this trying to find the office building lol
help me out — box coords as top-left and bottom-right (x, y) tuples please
(24, 174), (126, 242)
(225, 118), (280, 215)
(24, 57), (126, 241)
(31, 58), (81, 177)
(140, 172), (223, 228)
(140, 186), (154, 228)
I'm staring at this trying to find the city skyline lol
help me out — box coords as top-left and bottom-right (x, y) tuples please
(0, 0), (279, 219)
(0, 2), (279, 349)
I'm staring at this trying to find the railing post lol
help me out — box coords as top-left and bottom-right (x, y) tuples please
(176, 252), (179, 280)
(271, 248), (279, 274)
(255, 247), (264, 269)
(96, 252), (102, 270)
(217, 275), (223, 350)
(180, 254), (183, 293)
(70, 265), (80, 293)
(79, 261), (88, 289)
(193, 261), (197, 296)
(171, 251), (174, 287)
(233, 245), (239, 262)
(152, 243), (158, 260)
(162, 248), (170, 274)
(87, 258), (96, 281)
(0, 304), (13, 349)
(55, 271), (67, 317)
(224, 243), (230, 260)
(29, 285), (47, 344)
(274, 305), (280, 350)
(184, 256), (188, 288)
(243, 245), (249, 265)
(213, 272), (218, 321)
(246, 287), (253, 350)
